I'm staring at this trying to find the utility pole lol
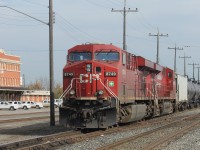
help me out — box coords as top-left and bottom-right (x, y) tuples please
(179, 54), (191, 76)
(111, 0), (138, 50)
(168, 44), (183, 73)
(188, 62), (199, 81)
(195, 65), (200, 84)
(49, 0), (55, 126)
(149, 29), (168, 64)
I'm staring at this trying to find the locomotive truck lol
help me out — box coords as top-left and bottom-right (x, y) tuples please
(59, 43), (200, 129)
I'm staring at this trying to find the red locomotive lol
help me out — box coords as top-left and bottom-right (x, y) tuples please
(59, 43), (177, 129)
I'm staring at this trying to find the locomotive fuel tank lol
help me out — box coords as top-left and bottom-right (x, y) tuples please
(120, 104), (147, 123)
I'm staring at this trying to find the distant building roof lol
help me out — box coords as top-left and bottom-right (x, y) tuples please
(23, 90), (50, 96)
(0, 86), (26, 92)
(0, 48), (20, 63)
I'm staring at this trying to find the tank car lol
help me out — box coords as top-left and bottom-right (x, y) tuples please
(188, 80), (200, 107)
(59, 43), (176, 129)
(176, 74), (200, 110)
(176, 74), (188, 110)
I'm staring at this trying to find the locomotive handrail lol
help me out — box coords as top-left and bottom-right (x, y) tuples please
(98, 78), (119, 104)
(59, 78), (80, 100)
(91, 76), (119, 107)
(59, 75), (120, 104)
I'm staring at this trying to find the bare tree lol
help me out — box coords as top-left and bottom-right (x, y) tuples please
(26, 77), (63, 98)
(54, 82), (63, 99)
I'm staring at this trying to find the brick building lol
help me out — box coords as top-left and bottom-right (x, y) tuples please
(21, 90), (50, 102)
(0, 49), (23, 101)
(0, 49), (50, 102)
(0, 49), (21, 87)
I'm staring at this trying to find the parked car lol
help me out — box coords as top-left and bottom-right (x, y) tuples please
(42, 99), (62, 107)
(14, 101), (31, 110)
(0, 101), (19, 110)
(54, 99), (63, 107)
(42, 99), (50, 107)
(23, 101), (43, 109)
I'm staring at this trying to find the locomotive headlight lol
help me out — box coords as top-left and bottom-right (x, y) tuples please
(86, 64), (91, 72)
(69, 89), (75, 95)
(98, 90), (104, 95)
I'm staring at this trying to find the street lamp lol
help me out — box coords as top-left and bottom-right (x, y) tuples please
(0, 0), (55, 126)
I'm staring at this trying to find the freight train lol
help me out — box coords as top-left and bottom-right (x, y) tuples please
(59, 43), (200, 129)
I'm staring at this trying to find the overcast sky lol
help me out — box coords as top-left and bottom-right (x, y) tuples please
(0, 0), (200, 84)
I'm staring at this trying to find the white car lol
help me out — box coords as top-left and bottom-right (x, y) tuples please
(8, 101), (20, 110)
(54, 99), (63, 107)
(43, 99), (61, 107)
(42, 100), (50, 107)
(23, 101), (43, 109)
(0, 101), (19, 110)
(15, 101), (31, 110)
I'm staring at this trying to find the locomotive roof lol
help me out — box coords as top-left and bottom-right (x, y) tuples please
(68, 43), (121, 53)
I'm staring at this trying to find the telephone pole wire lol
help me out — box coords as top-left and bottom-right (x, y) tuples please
(149, 28), (168, 64)
(195, 65), (200, 84)
(168, 44), (183, 73)
(179, 54), (191, 76)
(188, 62), (199, 81)
(111, 0), (138, 50)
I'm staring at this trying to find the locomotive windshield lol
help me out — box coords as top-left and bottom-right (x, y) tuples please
(68, 52), (92, 61)
(95, 51), (119, 61)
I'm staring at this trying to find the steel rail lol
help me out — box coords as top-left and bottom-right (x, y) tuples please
(0, 115), (59, 124)
(142, 120), (200, 150)
(0, 110), (198, 150)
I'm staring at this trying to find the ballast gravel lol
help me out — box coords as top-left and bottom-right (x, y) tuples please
(59, 109), (200, 150)
(0, 108), (200, 150)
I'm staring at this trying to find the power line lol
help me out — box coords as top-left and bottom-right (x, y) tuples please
(149, 28), (168, 64)
(111, 0), (138, 50)
(195, 65), (200, 84)
(188, 62), (199, 81)
(168, 44), (183, 73)
(107, 0), (122, 6)
(20, 0), (48, 8)
(179, 54), (191, 76)
(0, 6), (48, 25)
(84, 0), (110, 9)
(56, 13), (102, 42)
(137, 12), (157, 31)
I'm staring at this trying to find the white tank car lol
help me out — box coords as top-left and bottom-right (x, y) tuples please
(176, 74), (188, 110)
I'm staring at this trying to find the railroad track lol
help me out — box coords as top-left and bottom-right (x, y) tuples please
(0, 110), (197, 150)
(0, 130), (81, 150)
(0, 111), (51, 117)
(97, 113), (200, 150)
(0, 115), (59, 124)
